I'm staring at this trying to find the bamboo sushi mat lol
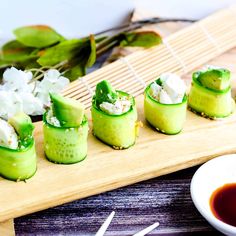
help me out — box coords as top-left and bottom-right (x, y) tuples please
(63, 5), (236, 103)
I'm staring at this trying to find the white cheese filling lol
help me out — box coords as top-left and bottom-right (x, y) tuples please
(100, 96), (131, 115)
(149, 73), (186, 104)
(46, 109), (61, 127)
(0, 118), (18, 149)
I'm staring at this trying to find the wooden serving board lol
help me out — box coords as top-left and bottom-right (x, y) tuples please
(1, 92), (236, 222)
(0, 220), (15, 236)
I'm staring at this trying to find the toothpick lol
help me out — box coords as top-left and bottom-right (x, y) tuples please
(95, 211), (115, 236)
(133, 222), (160, 236)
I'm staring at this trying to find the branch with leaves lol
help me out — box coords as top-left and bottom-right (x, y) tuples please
(0, 17), (195, 81)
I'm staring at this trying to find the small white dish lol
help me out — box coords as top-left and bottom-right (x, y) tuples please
(191, 154), (236, 236)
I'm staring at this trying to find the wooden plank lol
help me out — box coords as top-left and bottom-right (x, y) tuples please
(0, 220), (15, 236)
(1, 91), (236, 222)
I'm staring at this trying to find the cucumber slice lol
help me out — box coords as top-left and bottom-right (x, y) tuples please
(43, 114), (88, 164)
(195, 68), (230, 91)
(144, 84), (187, 134)
(92, 91), (137, 149)
(0, 138), (37, 181)
(188, 76), (235, 118)
(8, 112), (34, 140)
(50, 93), (84, 127)
(95, 80), (117, 106)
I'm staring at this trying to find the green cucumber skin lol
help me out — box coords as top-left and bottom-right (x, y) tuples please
(188, 78), (234, 118)
(144, 87), (187, 134)
(43, 115), (88, 164)
(91, 96), (137, 149)
(93, 132), (135, 149)
(0, 139), (37, 181)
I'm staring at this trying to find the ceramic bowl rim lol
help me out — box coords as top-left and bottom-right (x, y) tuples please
(190, 154), (236, 234)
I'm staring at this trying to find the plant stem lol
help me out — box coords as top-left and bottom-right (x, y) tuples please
(28, 61), (67, 84)
(96, 39), (120, 57)
(95, 17), (196, 36)
(95, 17), (196, 57)
(96, 34), (120, 52)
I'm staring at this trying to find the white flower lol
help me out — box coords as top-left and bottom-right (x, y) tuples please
(2, 67), (33, 92)
(0, 67), (70, 119)
(18, 92), (44, 116)
(35, 69), (70, 106)
(0, 91), (44, 119)
(0, 91), (23, 120)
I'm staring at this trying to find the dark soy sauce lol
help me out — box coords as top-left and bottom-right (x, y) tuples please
(210, 183), (236, 227)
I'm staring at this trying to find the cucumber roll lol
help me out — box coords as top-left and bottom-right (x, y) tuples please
(144, 73), (187, 134)
(43, 93), (88, 164)
(188, 66), (235, 118)
(91, 80), (137, 149)
(0, 112), (37, 181)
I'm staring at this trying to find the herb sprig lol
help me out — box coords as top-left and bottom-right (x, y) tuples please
(0, 17), (195, 81)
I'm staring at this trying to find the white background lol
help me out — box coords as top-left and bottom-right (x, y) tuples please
(0, 0), (236, 40)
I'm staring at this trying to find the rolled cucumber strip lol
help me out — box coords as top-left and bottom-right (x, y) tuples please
(92, 91), (137, 149)
(43, 114), (88, 164)
(188, 76), (235, 118)
(0, 138), (37, 181)
(144, 84), (187, 134)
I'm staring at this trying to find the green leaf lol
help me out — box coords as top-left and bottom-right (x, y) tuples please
(38, 35), (96, 81)
(37, 34), (97, 81)
(17, 58), (41, 70)
(61, 40), (91, 81)
(1, 40), (37, 62)
(120, 31), (162, 48)
(14, 25), (64, 48)
(66, 35), (96, 77)
(37, 39), (85, 66)
(0, 59), (13, 69)
(86, 35), (96, 67)
(64, 65), (85, 81)
(95, 36), (107, 43)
